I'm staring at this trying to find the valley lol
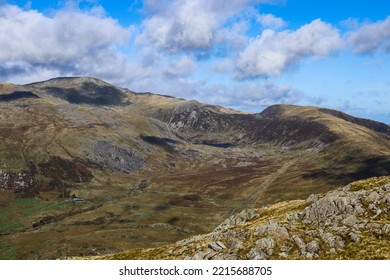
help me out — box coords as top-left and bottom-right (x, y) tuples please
(0, 77), (389, 259)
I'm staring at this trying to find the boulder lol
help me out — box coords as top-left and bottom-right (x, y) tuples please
(246, 248), (268, 260)
(256, 237), (275, 256)
(253, 221), (289, 240)
(306, 240), (320, 254)
(382, 224), (390, 236)
(365, 191), (381, 204)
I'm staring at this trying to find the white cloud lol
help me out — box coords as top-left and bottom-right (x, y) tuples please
(257, 13), (286, 29)
(339, 17), (361, 30)
(348, 16), (390, 54)
(235, 19), (343, 79)
(162, 55), (197, 78)
(0, 4), (132, 83)
(137, 0), (258, 53)
(129, 75), (303, 110)
(236, 81), (303, 107)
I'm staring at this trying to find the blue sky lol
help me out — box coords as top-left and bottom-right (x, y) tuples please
(0, 0), (389, 123)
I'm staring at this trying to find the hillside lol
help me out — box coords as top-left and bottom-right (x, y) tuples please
(99, 176), (390, 260)
(0, 77), (389, 259)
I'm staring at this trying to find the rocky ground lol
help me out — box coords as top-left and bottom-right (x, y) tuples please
(103, 176), (390, 260)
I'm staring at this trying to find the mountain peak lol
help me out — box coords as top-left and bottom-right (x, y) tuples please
(26, 76), (129, 106)
(27, 76), (113, 88)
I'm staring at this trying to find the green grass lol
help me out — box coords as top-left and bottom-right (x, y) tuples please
(0, 241), (21, 260)
(0, 221), (24, 231)
(0, 198), (73, 234)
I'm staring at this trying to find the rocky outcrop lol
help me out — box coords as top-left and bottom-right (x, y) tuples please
(93, 141), (144, 173)
(162, 102), (339, 149)
(105, 176), (390, 260)
(0, 170), (35, 191)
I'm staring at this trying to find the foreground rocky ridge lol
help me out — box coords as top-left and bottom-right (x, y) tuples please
(102, 176), (390, 260)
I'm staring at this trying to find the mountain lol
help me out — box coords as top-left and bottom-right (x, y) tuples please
(0, 77), (389, 259)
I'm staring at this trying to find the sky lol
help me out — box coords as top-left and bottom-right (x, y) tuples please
(0, 0), (389, 123)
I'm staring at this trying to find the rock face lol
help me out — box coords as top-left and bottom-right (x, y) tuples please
(93, 141), (144, 173)
(163, 102), (339, 149)
(105, 176), (390, 260)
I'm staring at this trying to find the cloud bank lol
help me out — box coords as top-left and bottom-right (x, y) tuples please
(348, 16), (390, 54)
(138, 0), (257, 52)
(0, 4), (132, 83)
(235, 19), (343, 79)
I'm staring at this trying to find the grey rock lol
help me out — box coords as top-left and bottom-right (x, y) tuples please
(372, 209), (383, 219)
(382, 224), (390, 236)
(217, 209), (260, 229)
(330, 225), (350, 235)
(93, 141), (144, 173)
(226, 238), (244, 252)
(292, 235), (306, 251)
(354, 204), (366, 215)
(305, 230), (318, 236)
(216, 241), (226, 250)
(365, 191), (381, 204)
(349, 232), (361, 243)
(253, 221), (289, 240)
(334, 236), (345, 249)
(345, 205), (355, 214)
(204, 249), (218, 259)
(342, 215), (357, 226)
(320, 232), (336, 247)
(208, 242), (223, 252)
(287, 212), (299, 221)
(385, 194), (390, 205)
(303, 196), (350, 224)
(306, 194), (319, 203)
(220, 253), (238, 260)
(280, 246), (292, 253)
(256, 237), (275, 249)
(177, 246), (189, 254)
(368, 204), (377, 211)
(279, 252), (289, 258)
(256, 237), (275, 256)
(306, 240), (320, 254)
(191, 251), (207, 260)
(246, 248), (268, 260)
(304, 252), (315, 259)
(366, 222), (381, 230)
